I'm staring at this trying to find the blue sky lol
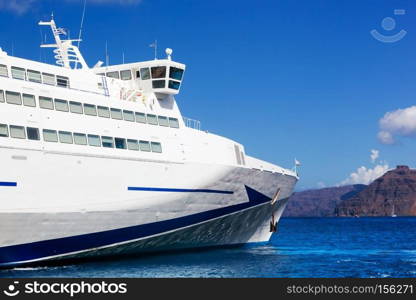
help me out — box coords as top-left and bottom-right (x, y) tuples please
(0, 0), (415, 190)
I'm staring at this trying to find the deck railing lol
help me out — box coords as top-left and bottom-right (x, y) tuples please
(182, 117), (201, 130)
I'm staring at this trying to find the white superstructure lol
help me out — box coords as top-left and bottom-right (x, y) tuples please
(0, 18), (298, 267)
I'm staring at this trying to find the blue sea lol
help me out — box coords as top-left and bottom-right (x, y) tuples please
(2, 217), (416, 278)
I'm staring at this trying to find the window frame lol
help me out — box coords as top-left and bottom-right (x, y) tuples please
(74, 133), (88, 145)
(110, 108), (123, 120)
(26, 127), (40, 140)
(11, 67), (26, 80)
(87, 134), (101, 147)
(22, 94), (36, 107)
(158, 116), (169, 127)
(39, 96), (54, 110)
(58, 131), (73, 144)
(0, 123), (9, 137)
(27, 70), (42, 83)
(69, 101), (83, 114)
(10, 125), (26, 139)
(0, 64), (8, 77)
(120, 70), (132, 80)
(101, 136), (114, 148)
(97, 106), (110, 118)
(5, 91), (22, 105)
(54, 99), (69, 112)
(139, 140), (151, 152)
(127, 139), (139, 151)
(84, 104), (98, 116)
(146, 114), (158, 125)
(42, 73), (56, 86)
(115, 137), (127, 149)
(43, 129), (58, 142)
(151, 142), (162, 153)
(168, 117), (180, 128)
(123, 110), (135, 122)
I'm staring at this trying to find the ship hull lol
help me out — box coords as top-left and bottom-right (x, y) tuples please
(0, 147), (297, 267)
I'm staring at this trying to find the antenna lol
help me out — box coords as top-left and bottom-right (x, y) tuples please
(149, 40), (157, 60)
(105, 41), (109, 66)
(75, 0), (87, 69)
(122, 51), (125, 64)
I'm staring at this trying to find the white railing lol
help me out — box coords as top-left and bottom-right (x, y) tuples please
(183, 116), (201, 130)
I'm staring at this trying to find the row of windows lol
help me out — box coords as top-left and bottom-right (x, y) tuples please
(99, 66), (184, 90)
(0, 89), (180, 128)
(0, 64), (70, 88)
(0, 123), (163, 153)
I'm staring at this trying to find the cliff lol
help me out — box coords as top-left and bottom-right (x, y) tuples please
(335, 166), (416, 217)
(283, 184), (366, 217)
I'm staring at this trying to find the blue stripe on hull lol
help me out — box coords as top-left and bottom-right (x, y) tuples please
(0, 186), (270, 266)
(0, 182), (17, 187)
(128, 186), (234, 194)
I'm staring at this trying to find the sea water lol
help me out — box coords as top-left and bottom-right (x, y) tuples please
(2, 217), (416, 278)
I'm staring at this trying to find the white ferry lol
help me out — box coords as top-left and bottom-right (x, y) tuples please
(0, 18), (298, 267)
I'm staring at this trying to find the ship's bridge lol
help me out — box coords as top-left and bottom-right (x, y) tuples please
(94, 49), (185, 99)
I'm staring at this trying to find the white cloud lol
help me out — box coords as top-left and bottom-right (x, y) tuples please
(0, 0), (142, 15)
(370, 149), (379, 163)
(339, 163), (389, 185)
(378, 106), (416, 144)
(317, 181), (326, 188)
(0, 0), (37, 15)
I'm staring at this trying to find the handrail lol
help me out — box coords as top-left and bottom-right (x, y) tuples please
(182, 116), (201, 130)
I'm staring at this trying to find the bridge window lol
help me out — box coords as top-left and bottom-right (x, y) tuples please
(135, 70), (140, 78)
(139, 140), (151, 152)
(27, 70), (41, 83)
(120, 70), (132, 80)
(158, 116), (169, 127)
(10, 125), (26, 139)
(59, 131), (73, 144)
(11, 67), (25, 80)
(43, 129), (58, 142)
(23, 94), (36, 107)
(0, 124), (8, 137)
(151, 66), (166, 79)
(69, 101), (83, 114)
(88, 134), (101, 147)
(39, 96), (54, 110)
(6, 91), (22, 105)
(123, 110), (135, 122)
(127, 139), (139, 151)
(168, 80), (180, 90)
(55, 99), (69, 112)
(57, 76), (69, 88)
(152, 80), (165, 89)
(0, 90), (4, 103)
(169, 117), (179, 128)
(84, 104), (97, 116)
(169, 67), (184, 81)
(106, 71), (119, 79)
(74, 133), (87, 145)
(26, 127), (40, 140)
(102, 136), (114, 148)
(115, 137), (127, 149)
(110, 108), (123, 120)
(151, 142), (162, 153)
(0, 65), (8, 77)
(135, 112), (146, 123)
(42, 73), (56, 85)
(147, 114), (158, 125)
(98, 106), (110, 118)
(140, 68), (150, 80)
